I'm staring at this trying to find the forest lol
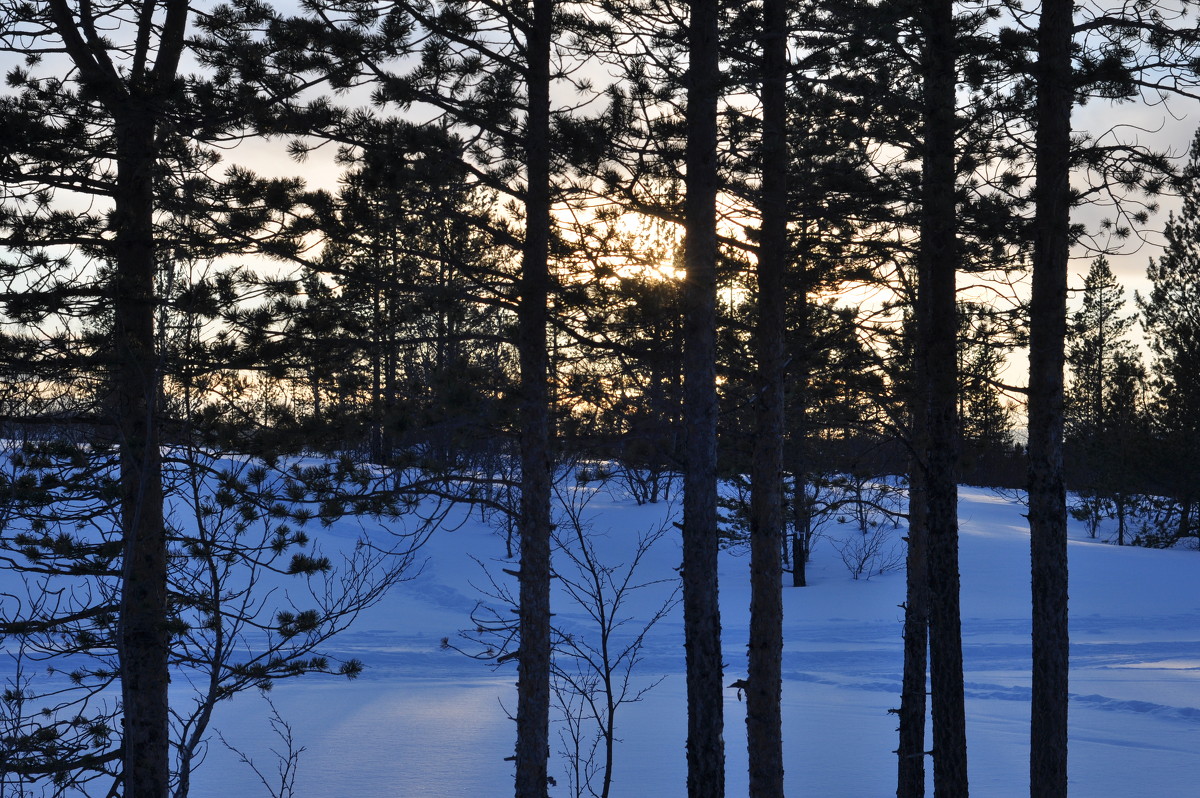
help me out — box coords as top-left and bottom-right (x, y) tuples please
(2, 0), (1200, 796)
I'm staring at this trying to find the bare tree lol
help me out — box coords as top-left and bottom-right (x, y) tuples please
(217, 695), (306, 798)
(446, 481), (676, 798)
(551, 490), (679, 798)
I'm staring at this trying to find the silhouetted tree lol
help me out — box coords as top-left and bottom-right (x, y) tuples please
(1140, 129), (1200, 545)
(1028, 0), (1073, 792)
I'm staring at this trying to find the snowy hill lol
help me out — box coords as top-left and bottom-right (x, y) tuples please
(192, 483), (1200, 797)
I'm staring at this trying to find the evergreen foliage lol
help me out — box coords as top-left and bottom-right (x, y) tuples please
(1067, 257), (1142, 433)
(0, 3), (432, 792)
(1066, 256), (1146, 543)
(1140, 129), (1200, 544)
(3, 0), (1200, 794)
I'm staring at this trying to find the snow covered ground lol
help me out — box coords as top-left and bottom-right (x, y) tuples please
(187, 482), (1200, 797)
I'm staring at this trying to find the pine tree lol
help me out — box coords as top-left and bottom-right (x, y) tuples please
(681, 0), (726, 793)
(1067, 257), (1140, 433)
(0, 5), (423, 793)
(267, 1), (611, 791)
(917, 0), (969, 788)
(557, 251), (685, 503)
(958, 305), (1015, 462)
(306, 122), (513, 469)
(746, 0), (787, 792)
(1066, 256), (1145, 542)
(1028, 0), (1073, 792)
(1140, 129), (1200, 544)
(0, 5), (193, 790)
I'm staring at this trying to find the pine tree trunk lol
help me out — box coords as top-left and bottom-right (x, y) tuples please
(1029, 0), (1074, 784)
(371, 281), (385, 464)
(114, 111), (171, 798)
(1176, 500), (1191, 542)
(897, 443), (930, 798)
(45, 1), (190, 789)
(789, 279), (812, 590)
(1028, 1), (1072, 795)
(790, 478), (809, 589)
(683, 0), (725, 794)
(919, 0), (968, 793)
(514, 0), (554, 794)
(746, 0), (787, 792)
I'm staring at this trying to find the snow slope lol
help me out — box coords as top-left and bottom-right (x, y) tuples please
(189, 482), (1200, 797)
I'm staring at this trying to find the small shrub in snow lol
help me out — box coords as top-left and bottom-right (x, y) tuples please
(833, 524), (903, 580)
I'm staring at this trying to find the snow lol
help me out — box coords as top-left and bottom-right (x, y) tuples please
(135, 482), (1200, 794)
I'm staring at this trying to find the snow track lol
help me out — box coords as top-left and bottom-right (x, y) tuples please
(182, 484), (1200, 796)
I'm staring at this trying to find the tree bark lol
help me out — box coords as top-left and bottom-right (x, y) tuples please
(746, 0), (787, 792)
(897, 444), (929, 797)
(113, 108), (171, 798)
(683, 0), (725, 794)
(788, 279), (812, 590)
(44, 1), (187, 792)
(514, 0), (554, 795)
(1029, 0), (1073, 794)
(918, 0), (968, 794)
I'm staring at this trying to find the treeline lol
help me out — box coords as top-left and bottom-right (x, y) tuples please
(1065, 238), (1200, 549)
(3, 1), (1200, 797)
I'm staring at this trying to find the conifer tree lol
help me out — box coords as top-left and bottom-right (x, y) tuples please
(1140, 129), (1200, 544)
(959, 305), (1015, 457)
(1066, 256), (1144, 542)
(681, 0), (726, 792)
(262, 1), (608, 791)
(582, 0), (731, 793)
(745, 0), (787, 792)
(0, 4), (425, 793)
(1067, 257), (1139, 432)
(299, 121), (514, 469)
(917, 0), (969, 789)
(0, 4), (194, 790)
(1028, 0), (1073, 792)
(1016, 2), (1200, 791)
(513, 0), (555, 792)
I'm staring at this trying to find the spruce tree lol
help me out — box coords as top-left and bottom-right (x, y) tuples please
(1066, 256), (1144, 541)
(1067, 257), (1140, 433)
(1140, 129), (1200, 544)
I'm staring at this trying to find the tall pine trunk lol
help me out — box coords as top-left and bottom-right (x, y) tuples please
(1029, 0), (1072, 793)
(683, 0), (725, 794)
(919, 0), (968, 793)
(788, 283), (812, 589)
(514, 0), (554, 794)
(897, 439), (929, 797)
(45, 1), (189, 790)
(113, 109), (171, 798)
(746, 0), (787, 792)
